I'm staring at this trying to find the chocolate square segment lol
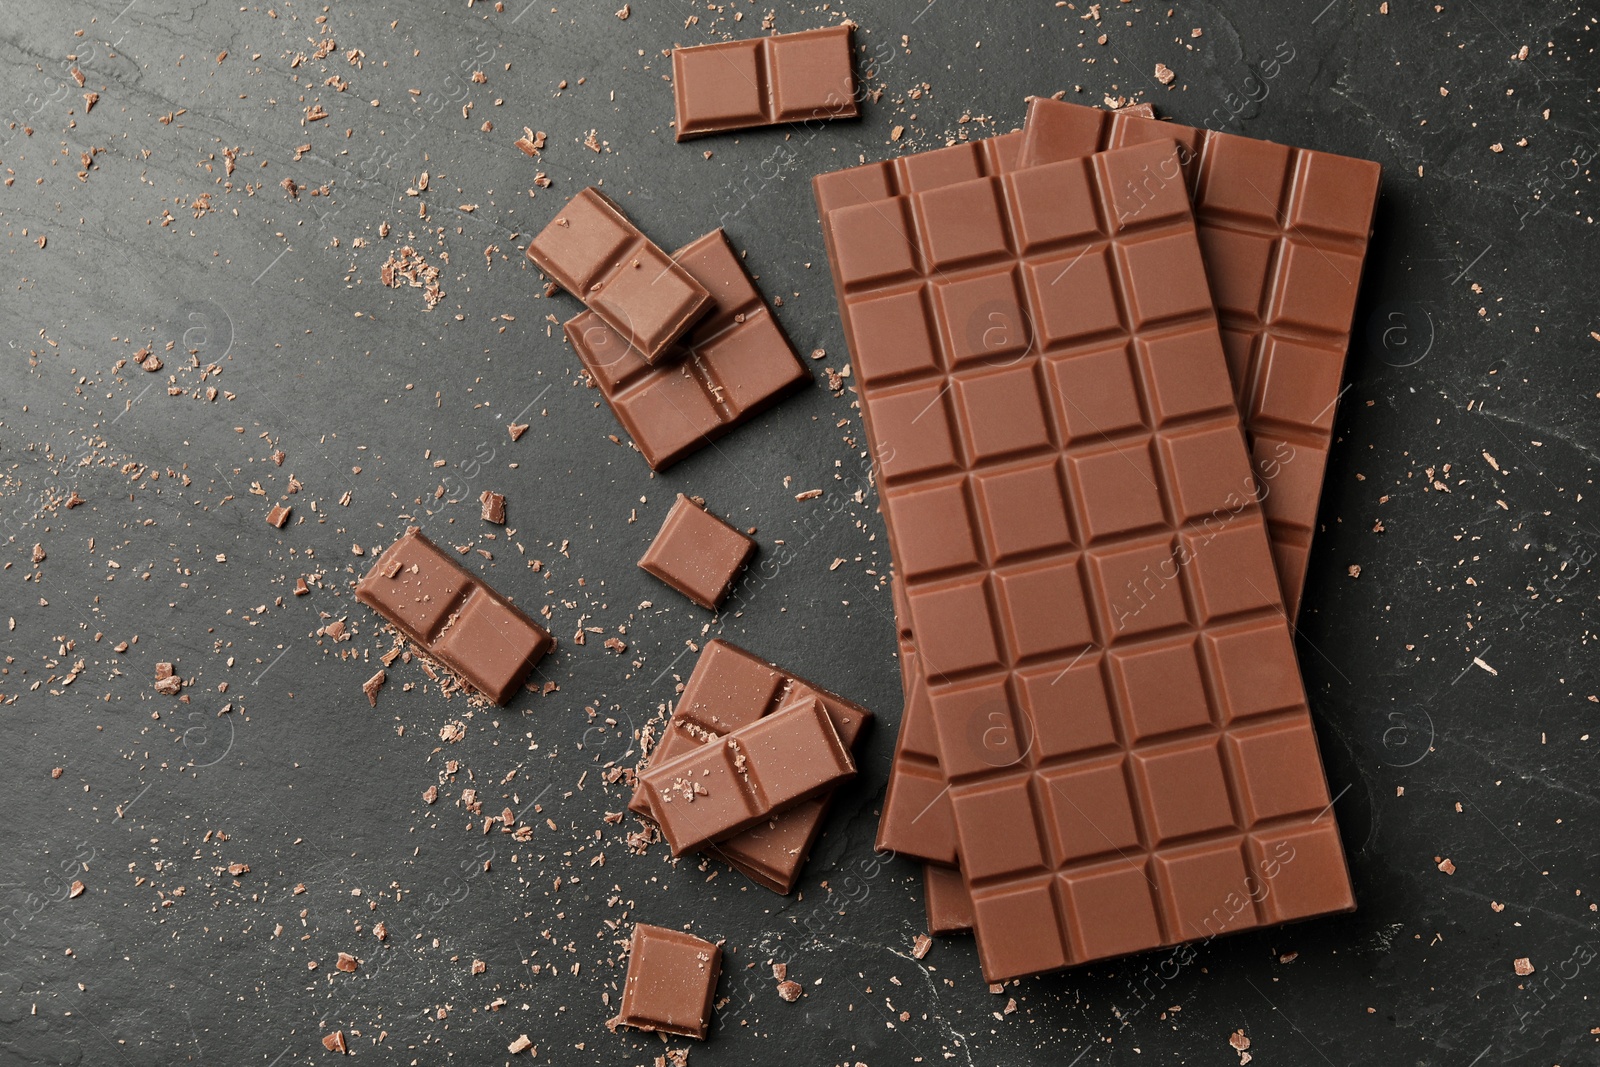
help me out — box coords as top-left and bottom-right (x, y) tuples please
(639, 495), (756, 611)
(673, 26), (857, 140)
(527, 188), (712, 364)
(671, 41), (765, 133)
(355, 528), (552, 706)
(615, 924), (722, 1040)
(565, 228), (807, 471)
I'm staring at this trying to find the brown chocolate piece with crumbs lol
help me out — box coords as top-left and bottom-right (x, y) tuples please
(613, 923), (722, 1040)
(629, 639), (873, 893)
(637, 696), (855, 856)
(355, 528), (552, 706)
(565, 228), (807, 470)
(672, 26), (858, 140)
(638, 495), (755, 611)
(525, 187), (712, 363)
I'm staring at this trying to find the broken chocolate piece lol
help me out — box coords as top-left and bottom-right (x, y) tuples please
(672, 25), (858, 140)
(565, 228), (806, 470)
(614, 923), (721, 1040)
(923, 863), (975, 936)
(354, 527), (553, 706)
(629, 639), (873, 893)
(637, 696), (855, 856)
(525, 187), (713, 363)
(638, 495), (755, 611)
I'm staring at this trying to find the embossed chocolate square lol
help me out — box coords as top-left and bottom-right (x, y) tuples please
(612, 924), (722, 1040)
(638, 495), (756, 610)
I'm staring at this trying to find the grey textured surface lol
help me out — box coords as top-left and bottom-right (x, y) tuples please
(1, 1), (1596, 1064)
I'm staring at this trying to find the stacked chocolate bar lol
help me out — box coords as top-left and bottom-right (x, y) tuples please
(531, 188), (812, 471)
(814, 98), (1381, 982)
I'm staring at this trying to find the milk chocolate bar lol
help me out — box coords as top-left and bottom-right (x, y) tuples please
(879, 104), (1379, 921)
(816, 138), (1352, 980)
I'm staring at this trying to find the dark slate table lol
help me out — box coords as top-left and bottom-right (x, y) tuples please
(2, 2), (1595, 1063)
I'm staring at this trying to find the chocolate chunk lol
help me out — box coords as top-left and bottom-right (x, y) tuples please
(565, 229), (807, 470)
(614, 923), (721, 1040)
(479, 490), (506, 524)
(362, 669), (386, 707)
(354, 527), (552, 706)
(816, 137), (1352, 981)
(672, 25), (858, 140)
(922, 863), (974, 936)
(637, 696), (855, 856)
(266, 504), (291, 528)
(628, 639), (873, 893)
(638, 495), (755, 611)
(525, 188), (713, 363)
(878, 639), (956, 862)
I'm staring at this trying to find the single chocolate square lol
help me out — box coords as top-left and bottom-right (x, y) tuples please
(614, 923), (722, 1040)
(638, 495), (755, 611)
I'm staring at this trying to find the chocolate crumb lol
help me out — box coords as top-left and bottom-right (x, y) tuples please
(321, 1030), (348, 1054)
(362, 669), (386, 707)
